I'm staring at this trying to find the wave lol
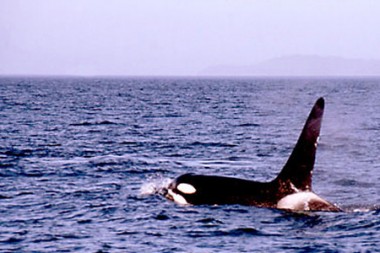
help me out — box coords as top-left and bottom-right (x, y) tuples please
(69, 120), (118, 126)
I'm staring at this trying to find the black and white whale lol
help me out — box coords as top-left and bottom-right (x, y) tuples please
(164, 97), (341, 212)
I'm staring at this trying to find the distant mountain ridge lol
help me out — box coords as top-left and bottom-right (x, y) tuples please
(200, 55), (380, 76)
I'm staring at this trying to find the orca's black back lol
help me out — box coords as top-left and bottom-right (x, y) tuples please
(172, 173), (277, 207)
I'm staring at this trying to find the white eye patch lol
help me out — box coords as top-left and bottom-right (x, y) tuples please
(177, 183), (196, 194)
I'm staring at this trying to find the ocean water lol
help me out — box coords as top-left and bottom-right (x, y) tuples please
(0, 77), (379, 252)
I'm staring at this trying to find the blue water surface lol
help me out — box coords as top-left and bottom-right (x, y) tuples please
(0, 77), (379, 252)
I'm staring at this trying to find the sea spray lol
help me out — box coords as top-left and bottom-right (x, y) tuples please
(140, 175), (172, 196)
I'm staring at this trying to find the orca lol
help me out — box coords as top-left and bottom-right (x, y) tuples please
(164, 97), (341, 212)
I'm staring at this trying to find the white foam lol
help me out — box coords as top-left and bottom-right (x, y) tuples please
(140, 177), (172, 195)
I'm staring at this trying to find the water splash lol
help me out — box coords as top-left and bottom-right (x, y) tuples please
(342, 204), (380, 213)
(140, 175), (172, 196)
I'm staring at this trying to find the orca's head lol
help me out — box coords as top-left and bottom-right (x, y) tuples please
(165, 174), (198, 205)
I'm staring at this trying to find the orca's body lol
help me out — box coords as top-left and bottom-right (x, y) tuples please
(165, 98), (341, 212)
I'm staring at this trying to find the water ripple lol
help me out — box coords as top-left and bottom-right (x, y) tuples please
(1, 77), (379, 252)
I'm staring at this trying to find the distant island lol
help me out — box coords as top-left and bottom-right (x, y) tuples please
(200, 55), (380, 77)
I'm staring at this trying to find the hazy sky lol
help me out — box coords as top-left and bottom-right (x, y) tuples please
(1, 0), (380, 76)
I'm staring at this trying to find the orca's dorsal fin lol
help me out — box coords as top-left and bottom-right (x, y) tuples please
(275, 97), (325, 194)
